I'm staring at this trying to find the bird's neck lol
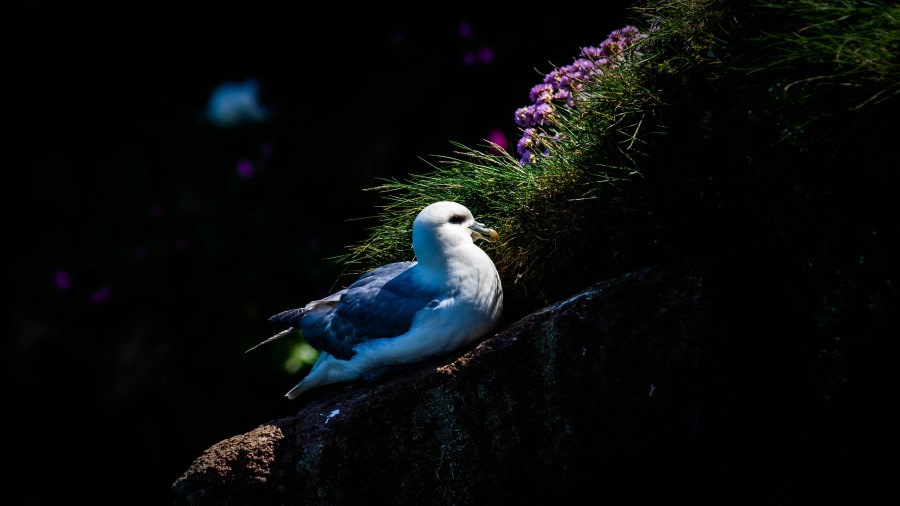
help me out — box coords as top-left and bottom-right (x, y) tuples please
(415, 244), (492, 287)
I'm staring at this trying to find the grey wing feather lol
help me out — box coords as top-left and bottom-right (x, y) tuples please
(324, 261), (439, 355)
(253, 261), (436, 361)
(246, 291), (345, 353)
(244, 327), (296, 354)
(305, 261), (441, 360)
(268, 308), (309, 327)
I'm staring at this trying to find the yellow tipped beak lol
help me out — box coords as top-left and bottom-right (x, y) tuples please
(469, 222), (499, 243)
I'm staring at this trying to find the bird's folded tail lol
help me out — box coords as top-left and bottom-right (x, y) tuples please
(245, 327), (296, 354)
(269, 307), (312, 327)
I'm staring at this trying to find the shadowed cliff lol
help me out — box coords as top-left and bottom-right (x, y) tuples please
(174, 266), (710, 504)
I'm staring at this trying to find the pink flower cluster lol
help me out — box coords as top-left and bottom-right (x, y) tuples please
(514, 26), (647, 164)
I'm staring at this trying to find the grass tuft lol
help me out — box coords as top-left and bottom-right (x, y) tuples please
(333, 0), (897, 320)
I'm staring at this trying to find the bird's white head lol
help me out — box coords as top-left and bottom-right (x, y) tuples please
(412, 201), (499, 266)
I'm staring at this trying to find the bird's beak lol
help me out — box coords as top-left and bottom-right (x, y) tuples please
(469, 222), (499, 243)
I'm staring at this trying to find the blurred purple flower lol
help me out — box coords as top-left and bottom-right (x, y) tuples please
(486, 128), (508, 153)
(458, 21), (473, 40)
(89, 286), (111, 305)
(175, 239), (189, 252)
(149, 204), (165, 218)
(462, 46), (494, 66)
(134, 245), (149, 260)
(54, 270), (71, 291)
(236, 158), (255, 179)
(477, 46), (494, 64)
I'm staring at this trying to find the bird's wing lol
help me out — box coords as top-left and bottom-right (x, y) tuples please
(269, 290), (345, 326)
(304, 261), (442, 360)
(245, 291), (345, 353)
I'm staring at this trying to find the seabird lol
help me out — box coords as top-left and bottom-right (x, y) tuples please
(250, 201), (503, 399)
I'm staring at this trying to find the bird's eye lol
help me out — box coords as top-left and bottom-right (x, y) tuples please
(448, 214), (466, 225)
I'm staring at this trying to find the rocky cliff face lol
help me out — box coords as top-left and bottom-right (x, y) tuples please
(173, 266), (708, 504)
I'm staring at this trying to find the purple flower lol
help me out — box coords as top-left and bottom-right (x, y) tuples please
(516, 128), (541, 159)
(543, 69), (562, 86)
(513, 24), (647, 164)
(558, 73), (583, 92)
(581, 46), (602, 60)
(477, 46), (494, 64)
(458, 21), (473, 40)
(601, 39), (622, 59)
(487, 128), (508, 153)
(532, 103), (554, 125)
(555, 88), (574, 107)
(621, 25), (639, 38)
(516, 137), (532, 156)
(54, 270), (71, 291)
(529, 84), (554, 103)
(89, 286), (111, 305)
(515, 105), (536, 127)
(516, 129), (537, 155)
(463, 46), (494, 66)
(572, 58), (594, 72)
(237, 158), (255, 179)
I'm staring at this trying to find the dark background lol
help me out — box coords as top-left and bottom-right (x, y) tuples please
(8, 8), (635, 502)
